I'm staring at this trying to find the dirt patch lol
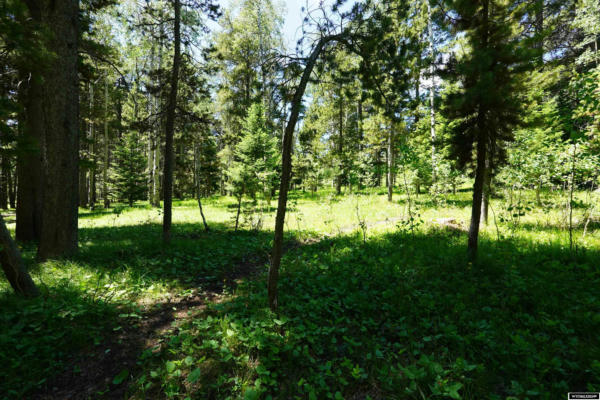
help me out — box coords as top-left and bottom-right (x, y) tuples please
(31, 294), (213, 400)
(30, 241), (300, 399)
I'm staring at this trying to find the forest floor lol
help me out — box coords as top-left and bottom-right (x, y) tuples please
(1, 188), (600, 399)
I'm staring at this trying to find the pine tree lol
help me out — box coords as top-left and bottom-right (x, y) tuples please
(227, 103), (279, 229)
(112, 132), (147, 206)
(440, 0), (540, 259)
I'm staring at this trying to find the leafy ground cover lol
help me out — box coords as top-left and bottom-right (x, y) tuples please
(1, 189), (599, 399)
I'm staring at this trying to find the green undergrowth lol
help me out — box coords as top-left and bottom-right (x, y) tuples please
(1, 190), (599, 399)
(134, 230), (600, 400)
(0, 222), (273, 398)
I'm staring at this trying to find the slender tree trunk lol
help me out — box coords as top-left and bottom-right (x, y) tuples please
(428, 0), (437, 184)
(152, 26), (164, 207)
(103, 79), (110, 208)
(79, 165), (88, 207)
(268, 36), (340, 311)
(357, 94), (364, 189)
(0, 215), (39, 297)
(569, 143), (577, 252)
(482, 167), (490, 225)
(466, 0), (489, 261)
(79, 88), (88, 208)
(375, 150), (382, 187)
(36, 0), (80, 260)
(8, 162), (16, 209)
(387, 129), (394, 202)
(536, 178), (542, 206)
(534, 0), (544, 63)
(336, 85), (343, 195)
(234, 195), (242, 231)
(87, 83), (96, 210)
(194, 142), (209, 231)
(148, 43), (156, 205)
(162, 0), (181, 243)
(16, 34), (43, 242)
(468, 128), (487, 260)
(0, 155), (8, 210)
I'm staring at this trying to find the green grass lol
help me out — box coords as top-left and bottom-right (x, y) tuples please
(1, 188), (599, 399)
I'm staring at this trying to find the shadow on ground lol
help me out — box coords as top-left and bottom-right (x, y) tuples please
(133, 229), (600, 399)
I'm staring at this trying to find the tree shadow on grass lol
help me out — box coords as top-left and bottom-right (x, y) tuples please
(0, 285), (122, 399)
(70, 221), (278, 290)
(137, 229), (600, 399)
(1, 222), (286, 399)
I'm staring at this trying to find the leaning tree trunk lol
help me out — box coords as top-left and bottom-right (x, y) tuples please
(162, 0), (181, 243)
(0, 215), (39, 297)
(16, 76), (43, 241)
(194, 142), (209, 232)
(268, 35), (341, 311)
(35, 0), (80, 260)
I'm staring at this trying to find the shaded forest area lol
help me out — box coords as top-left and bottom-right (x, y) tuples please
(1, 0), (600, 399)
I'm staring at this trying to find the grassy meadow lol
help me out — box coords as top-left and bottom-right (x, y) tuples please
(1, 187), (599, 399)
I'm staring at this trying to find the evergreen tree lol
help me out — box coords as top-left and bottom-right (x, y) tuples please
(440, 0), (539, 259)
(112, 131), (147, 206)
(227, 103), (279, 229)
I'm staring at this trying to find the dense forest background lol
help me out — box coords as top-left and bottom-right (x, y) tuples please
(1, 0), (600, 399)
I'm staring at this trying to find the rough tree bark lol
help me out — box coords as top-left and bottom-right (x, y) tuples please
(268, 35), (341, 311)
(16, 76), (43, 241)
(0, 215), (39, 297)
(33, 0), (80, 260)
(162, 0), (181, 243)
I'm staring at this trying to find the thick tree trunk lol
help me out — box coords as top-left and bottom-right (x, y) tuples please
(268, 36), (340, 311)
(0, 215), (39, 297)
(162, 0), (181, 243)
(35, 0), (80, 260)
(16, 78), (43, 241)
